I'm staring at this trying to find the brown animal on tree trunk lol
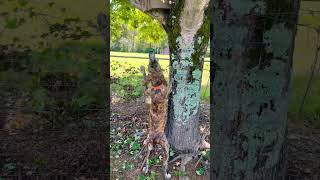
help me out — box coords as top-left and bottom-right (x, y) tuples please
(139, 50), (171, 179)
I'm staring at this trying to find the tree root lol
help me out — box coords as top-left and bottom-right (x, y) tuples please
(199, 139), (210, 149)
(195, 154), (203, 168)
(168, 132), (211, 177)
(169, 153), (194, 169)
(199, 131), (210, 150)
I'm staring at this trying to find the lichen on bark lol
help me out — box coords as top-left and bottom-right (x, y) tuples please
(165, 0), (210, 151)
(171, 0), (209, 124)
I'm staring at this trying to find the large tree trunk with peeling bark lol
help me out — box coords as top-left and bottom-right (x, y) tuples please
(211, 0), (300, 179)
(164, 0), (210, 153)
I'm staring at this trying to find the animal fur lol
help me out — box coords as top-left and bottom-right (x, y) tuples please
(140, 51), (171, 179)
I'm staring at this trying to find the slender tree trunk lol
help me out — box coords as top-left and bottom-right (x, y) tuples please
(165, 0), (211, 153)
(211, 0), (300, 179)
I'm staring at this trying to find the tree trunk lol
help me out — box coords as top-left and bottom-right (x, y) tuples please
(165, 0), (211, 153)
(211, 0), (300, 179)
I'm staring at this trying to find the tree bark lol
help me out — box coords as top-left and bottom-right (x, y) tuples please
(211, 0), (300, 179)
(164, 0), (211, 153)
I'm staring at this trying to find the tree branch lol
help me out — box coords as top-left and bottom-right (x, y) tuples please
(127, 0), (171, 26)
(127, 0), (145, 11)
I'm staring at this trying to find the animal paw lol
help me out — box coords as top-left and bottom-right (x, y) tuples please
(142, 166), (149, 174)
(165, 173), (171, 179)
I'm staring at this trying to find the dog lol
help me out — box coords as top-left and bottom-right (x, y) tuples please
(139, 50), (171, 179)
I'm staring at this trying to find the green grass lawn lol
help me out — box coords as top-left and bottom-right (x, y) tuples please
(110, 51), (210, 61)
(288, 75), (320, 127)
(0, 0), (105, 49)
(111, 51), (210, 101)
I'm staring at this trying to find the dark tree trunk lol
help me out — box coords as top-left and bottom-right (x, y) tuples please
(164, 0), (211, 153)
(211, 0), (300, 179)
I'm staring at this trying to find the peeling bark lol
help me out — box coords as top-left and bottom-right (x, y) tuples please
(211, 0), (300, 179)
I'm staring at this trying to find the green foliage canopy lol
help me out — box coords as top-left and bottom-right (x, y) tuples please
(110, 0), (167, 49)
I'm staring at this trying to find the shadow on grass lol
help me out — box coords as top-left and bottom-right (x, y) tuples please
(0, 41), (107, 129)
(288, 75), (320, 127)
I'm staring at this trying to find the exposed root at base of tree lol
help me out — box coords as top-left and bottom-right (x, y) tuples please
(199, 140), (210, 149)
(199, 127), (210, 150)
(169, 153), (194, 170)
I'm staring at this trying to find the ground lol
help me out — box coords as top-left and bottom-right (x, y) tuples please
(286, 123), (320, 179)
(0, 94), (108, 179)
(111, 97), (210, 180)
(110, 96), (320, 180)
(1, 95), (319, 180)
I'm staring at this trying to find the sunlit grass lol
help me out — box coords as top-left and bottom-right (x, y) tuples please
(111, 51), (210, 61)
(111, 51), (210, 101)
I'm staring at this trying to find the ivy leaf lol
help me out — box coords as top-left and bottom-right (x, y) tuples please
(129, 141), (140, 151)
(196, 167), (205, 176)
(155, 157), (161, 164)
(139, 175), (147, 180)
(169, 149), (175, 157)
(150, 170), (157, 178)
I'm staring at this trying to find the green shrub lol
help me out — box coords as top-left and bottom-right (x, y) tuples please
(111, 75), (143, 100)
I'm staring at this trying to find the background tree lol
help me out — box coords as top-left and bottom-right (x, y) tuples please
(211, 0), (301, 179)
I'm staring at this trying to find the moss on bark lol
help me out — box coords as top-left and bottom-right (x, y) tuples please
(165, 0), (210, 152)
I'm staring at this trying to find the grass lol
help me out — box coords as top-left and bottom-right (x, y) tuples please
(110, 51), (210, 61)
(0, 0), (105, 46)
(288, 75), (320, 127)
(111, 51), (210, 101)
